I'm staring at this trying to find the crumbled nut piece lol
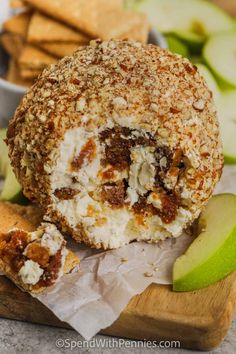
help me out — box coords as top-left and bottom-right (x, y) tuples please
(143, 271), (153, 277)
(76, 98), (86, 112)
(150, 103), (158, 112)
(112, 96), (127, 109)
(193, 99), (205, 111)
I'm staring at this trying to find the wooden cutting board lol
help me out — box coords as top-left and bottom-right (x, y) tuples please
(0, 0), (235, 351)
(0, 270), (236, 350)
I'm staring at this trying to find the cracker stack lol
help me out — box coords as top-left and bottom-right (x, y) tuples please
(1, 0), (149, 88)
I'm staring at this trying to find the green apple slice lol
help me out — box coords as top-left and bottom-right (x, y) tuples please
(196, 64), (221, 105)
(171, 31), (203, 54)
(0, 128), (9, 176)
(133, 0), (234, 46)
(1, 165), (22, 202)
(217, 90), (236, 164)
(0, 128), (26, 204)
(165, 35), (189, 57)
(203, 32), (236, 89)
(173, 194), (236, 292)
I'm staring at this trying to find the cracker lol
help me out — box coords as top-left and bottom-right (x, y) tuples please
(28, 12), (90, 44)
(0, 202), (42, 234)
(6, 59), (34, 88)
(0, 33), (24, 59)
(104, 11), (149, 42)
(10, 0), (26, 8)
(24, 0), (124, 38)
(19, 68), (41, 80)
(38, 42), (83, 58)
(120, 15), (150, 43)
(0, 221), (80, 293)
(3, 11), (32, 38)
(19, 45), (57, 70)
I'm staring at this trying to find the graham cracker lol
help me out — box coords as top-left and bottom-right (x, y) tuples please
(24, 0), (125, 38)
(6, 59), (34, 88)
(3, 11), (32, 38)
(37, 42), (83, 58)
(19, 45), (57, 70)
(120, 15), (150, 43)
(28, 12), (90, 44)
(0, 33), (24, 59)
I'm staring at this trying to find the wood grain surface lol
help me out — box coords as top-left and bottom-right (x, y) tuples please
(0, 0), (236, 351)
(0, 269), (236, 350)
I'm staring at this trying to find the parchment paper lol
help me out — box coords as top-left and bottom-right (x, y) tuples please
(33, 165), (236, 340)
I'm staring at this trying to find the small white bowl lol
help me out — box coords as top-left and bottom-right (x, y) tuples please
(0, 28), (167, 127)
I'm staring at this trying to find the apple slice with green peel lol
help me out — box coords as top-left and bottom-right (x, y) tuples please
(196, 64), (221, 105)
(194, 68), (236, 164)
(133, 0), (234, 47)
(0, 128), (27, 204)
(217, 90), (236, 164)
(173, 194), (236, 292)
(0, 166), (26, 203)
(0, 129), (8, 176)
(165, 35), (189, 58)
(203, 32), (236, 89)
(171, 31), (203, 54)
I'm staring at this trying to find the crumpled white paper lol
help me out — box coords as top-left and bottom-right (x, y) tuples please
(35, 234), (193, 339)
(32, 166), (236, 340)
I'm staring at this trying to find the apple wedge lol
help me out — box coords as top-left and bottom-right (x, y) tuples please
(217, 90), (236, 164)
(173, 194), (236, 291)
(196, 64), (221, 105)
(165, 35), (189, 57)
(194, 68), (236, 164)
(203, 32), (236, 89)
(133, 0), (234, 47)
(0, 128), (26, 203)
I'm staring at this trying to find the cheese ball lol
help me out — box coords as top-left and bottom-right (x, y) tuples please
(7, 40), (223, 249)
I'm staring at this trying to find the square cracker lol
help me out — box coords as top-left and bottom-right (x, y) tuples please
(37, 42), (83, 58)
(0, 203), (80, 294)
(10, 0), (26, 8)
(24, 0), (126, 38)
(3, 11), (32, 38)
(120, 15), (150, 43)
(103, 10), (149, 42)
(0, 33), (24, 59)
(28, 12), (90, 44)
(0, 202), (43, 234)
(19, 45), (57, 70)
(6, 59), (34, 88)
(19, 67), (42, 80)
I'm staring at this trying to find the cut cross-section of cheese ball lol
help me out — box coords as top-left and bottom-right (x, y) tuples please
(7, 40), (223, 249)
(0, 223), (79, 293)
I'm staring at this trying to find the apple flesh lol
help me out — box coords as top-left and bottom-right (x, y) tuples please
(165, 35), (189, 58)
(173, 194), (236, 291)
(196, 63), (221, 105)
(203, 32), (236, 89)
(0, 128), (26, 204)
(133, 0), (234, 47)
(217, 90), (236, 164)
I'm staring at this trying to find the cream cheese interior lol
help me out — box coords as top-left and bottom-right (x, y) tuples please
(50, 125), (193, 248)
